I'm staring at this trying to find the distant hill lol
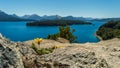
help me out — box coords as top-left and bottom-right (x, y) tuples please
(1, 10), (120, 22)
(11, 14), (20, 18)
(0, 10), (33, 21)
(91, 18), (120, 22)
(22, 15), (62, 20)
(0, 10), (20, 21)
(61, 16), (92, 21)
(21, 14), (94, 21)
(101, 18), (120, 21)
(22, 14), (42, 20)
(26, 20), (92, 26)
(42, 15), (62, 20)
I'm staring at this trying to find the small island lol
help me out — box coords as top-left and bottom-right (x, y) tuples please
(96, 20), (120, 40)
(26, 20), (92, 26)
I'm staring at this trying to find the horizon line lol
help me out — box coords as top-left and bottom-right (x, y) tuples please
(1, 10), (120, 19)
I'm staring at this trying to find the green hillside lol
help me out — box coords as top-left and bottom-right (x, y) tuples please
(97, 20), (120, 40)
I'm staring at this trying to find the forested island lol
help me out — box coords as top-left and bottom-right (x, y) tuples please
(96, 20), (120, 40)
(26, 20), (92, 26)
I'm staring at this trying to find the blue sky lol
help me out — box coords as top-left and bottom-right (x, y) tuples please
(0, 0), (120, 18)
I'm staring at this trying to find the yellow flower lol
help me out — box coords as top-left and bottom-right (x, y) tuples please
(34, 38), (43, 45)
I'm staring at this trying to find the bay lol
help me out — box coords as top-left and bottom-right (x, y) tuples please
(0, 21), (106, 43)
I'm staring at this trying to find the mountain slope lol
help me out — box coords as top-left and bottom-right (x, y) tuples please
(22, 14), (42, 20)
(1, 10), (120, 21)
(0, 10), (22, 21)
(42, 15), (62, 20)
(0, 10), (33, 21)
(0, 10), (100, 21)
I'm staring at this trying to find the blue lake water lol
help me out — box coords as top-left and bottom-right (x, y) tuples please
(0, 21), (106, 43)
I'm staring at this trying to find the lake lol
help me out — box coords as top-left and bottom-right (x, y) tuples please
(0, 21), (106, 43)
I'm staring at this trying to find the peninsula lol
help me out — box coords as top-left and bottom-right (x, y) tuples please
(96, 20), (120, 40)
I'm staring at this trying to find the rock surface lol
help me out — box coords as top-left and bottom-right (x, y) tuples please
(56, 37), (70, 43)
(0, 33), (120, 68)
(0, 34), (24, 68)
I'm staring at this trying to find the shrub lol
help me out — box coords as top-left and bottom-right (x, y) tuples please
(47, 25), (77, 43)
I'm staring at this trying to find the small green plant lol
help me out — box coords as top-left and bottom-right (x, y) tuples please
(31, 44), (37, 51)
(31, 38), (57, 55)
(36, 48), (54, 55)
(31, 38), (66, 55)
(31, 44), (55, 55)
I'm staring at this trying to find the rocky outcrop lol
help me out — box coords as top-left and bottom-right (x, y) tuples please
(37, 51), (109, 68)
(0, 33), (120, 68)
(15, 42), (37, 68)
(23, 38), (120, 68)
(0, 34), (24, 68)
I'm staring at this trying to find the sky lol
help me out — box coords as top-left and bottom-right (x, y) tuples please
(0, 0), (120, 18)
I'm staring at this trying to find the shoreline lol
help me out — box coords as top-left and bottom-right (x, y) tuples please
(94, 32), (103, 41)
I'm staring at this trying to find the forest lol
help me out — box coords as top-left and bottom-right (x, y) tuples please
(97, 20), (120, 40)
(26, 20), (92, 26)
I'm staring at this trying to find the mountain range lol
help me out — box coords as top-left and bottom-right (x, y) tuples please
(0, 10), (120, 21)
(21, 14), (93, 21)
(0, 10), (33, 21)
